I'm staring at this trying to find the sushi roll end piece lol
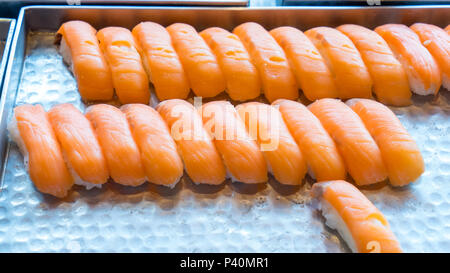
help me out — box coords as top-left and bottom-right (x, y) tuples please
(312, 180), (402, 253)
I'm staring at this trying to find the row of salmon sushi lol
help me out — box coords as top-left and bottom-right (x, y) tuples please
(8, 98), (424, 199)
(57, 20), (450, 107)
(8, 100), (407, 253)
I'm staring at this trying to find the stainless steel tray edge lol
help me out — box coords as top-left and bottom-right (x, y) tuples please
(0, 15), (23, 182)
(0, 19), (16, 96)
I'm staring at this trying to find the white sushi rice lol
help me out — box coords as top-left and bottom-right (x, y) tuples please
(59, 37), (74, 73)
(7, 115), (29, 169)
(313, 183), (358, 253)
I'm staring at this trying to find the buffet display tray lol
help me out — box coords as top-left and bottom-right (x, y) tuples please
(0, 5), (448, 252)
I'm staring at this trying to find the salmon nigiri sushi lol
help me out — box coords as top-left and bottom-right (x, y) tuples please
(132, 22), (190, 101)
(200, 101), (267, 183)
(48, 103), (109, 189)
(236, 102), (307, 185)
(312, 180), (402, 253)
(337, 24), (412, 106)
(308, 99), (387, 186)
(57, 20), (114, 101)
(347, 99), (425, 187)
(8, 104), (73, 198)
(121, 104), (184, 187)
(157, 99), (226, 185)
(375, 24), (441, 96)
(97, 27), (150, 104)
(233, 22), (298, 103)
(167, 23), (226, 98)
(273, 99), (346, 181)
(304, 27), (373, 99)
(410, 23), (450, 91)
(270, 26), (339, 101)
(85, 104), (146, 186)
(200, 27), (261, 101)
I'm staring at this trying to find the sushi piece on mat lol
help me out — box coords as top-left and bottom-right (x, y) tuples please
(236, 102), (307, 185)
(337, 24), (412, 106)
(270, 26), (339, 101)
(375, 24), (441, 96)
(311, 180), (402, 253)
(166, 23), (226, 98)
(273, 99), (346, 181)
(304, 27), (373, 99)
(132, 22), (190, 101)
(97, 27), (150, 104)
(85, 104), (146, 186)
(56, 20), (114, 101)
(308, 99), (387, 186)
(233, 22), (298, 103)
(48, 103), (109, 189)
(199, 101), (267, 183)
(8, 104), (73, 198)
(347, 99), (425, 187)
(410, 23), (450, 91)
(121, 104), (184, 187)
(200, 27), (261, 101)
(157, 99), (226, 185)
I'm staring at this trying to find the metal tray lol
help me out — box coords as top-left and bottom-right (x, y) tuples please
(0, 19), (15, 97)
(0, 5), (449, 253)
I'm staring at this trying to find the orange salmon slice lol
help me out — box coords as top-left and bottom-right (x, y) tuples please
(233, 22), (298, 103)
(236, 102), (306, 185)
(157, 99), (226, 185)
(166, 23), (226, 98)
(85, 104), (146, 186)
(347, 99), (425, 187)
(337, 24), (412, 106)
(121, 104), (184, 187)
(308, 99), (387, 186)
(304, 27), (373, 99)
(410, 23), (450, 91)
(312, 180), (402, 253)
(200, 101), (267, 183)
(10, 104), (73, 198)
(273, 99), (346, 181)
(270, 26), (339, 101)
(97, 27), (150, 104)
(48, 103), (109, 187)
(200, 27), (261, 101)
(375, 24), (441, 96)
(57, 20), (114, 101)
(132, 22), (190, 101)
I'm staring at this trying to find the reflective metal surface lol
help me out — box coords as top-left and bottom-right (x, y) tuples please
(0, 19), (15, 96)
(0, 6), (449, 252)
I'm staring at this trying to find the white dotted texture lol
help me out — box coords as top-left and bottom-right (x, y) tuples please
(1, 31), (449, 253)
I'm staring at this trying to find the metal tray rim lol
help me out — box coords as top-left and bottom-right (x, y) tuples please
(0, 19), (15, 97)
